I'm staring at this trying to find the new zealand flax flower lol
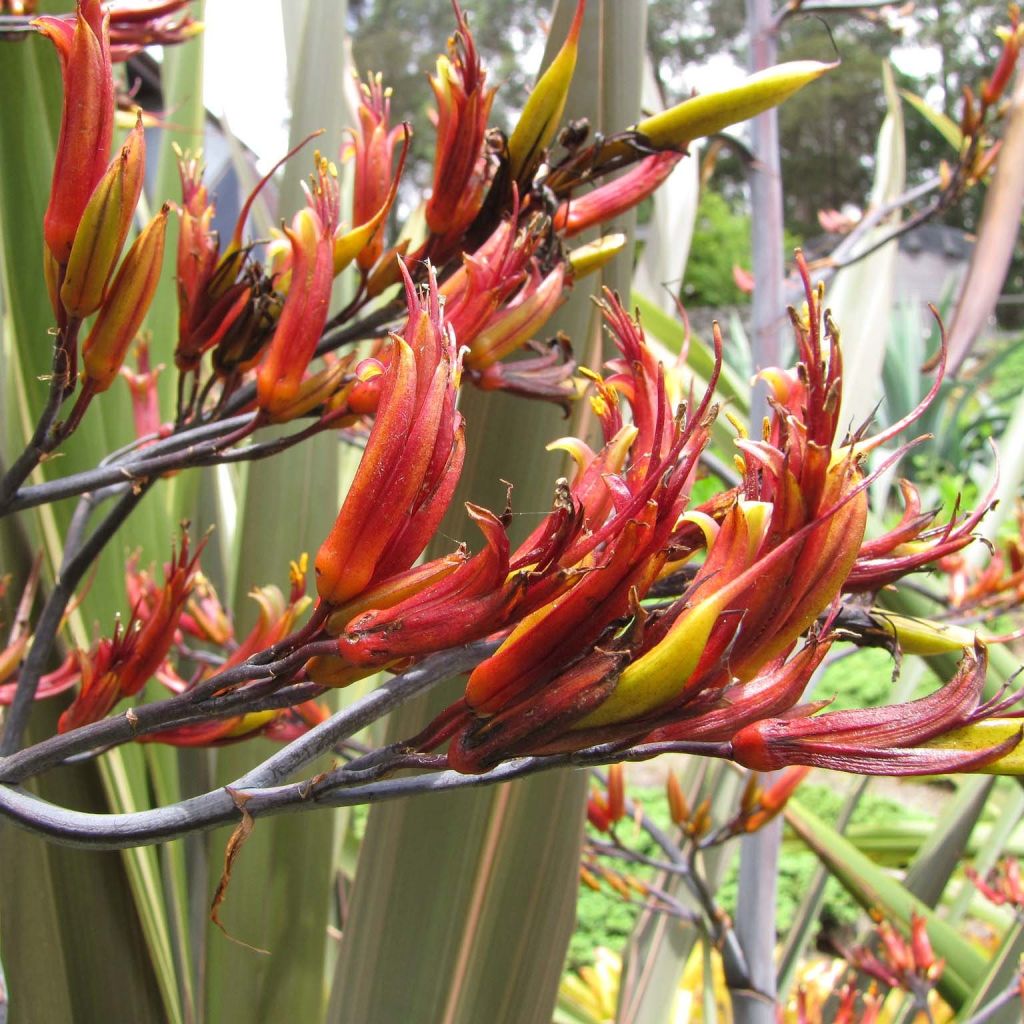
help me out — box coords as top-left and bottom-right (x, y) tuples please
(428, 258), (1018, 775)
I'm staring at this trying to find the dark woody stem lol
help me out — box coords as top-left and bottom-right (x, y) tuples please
(0, 312), (82, 513)
(0, 482), (152, 755)
(0, 733), (733, 851)
(1, 307), (396, 517)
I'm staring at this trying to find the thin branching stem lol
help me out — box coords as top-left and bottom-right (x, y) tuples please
(0, 316), (81, 512)
(0, 484), (152, 755)
(0, 736), (733, 849)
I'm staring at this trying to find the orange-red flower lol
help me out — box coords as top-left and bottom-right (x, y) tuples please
(552, 152), (682, 237)
(315, 263), (464, 605)
(346, 73), (406, 272)
(430, 256), (1011, 775)
(58, 530), (203, 732)
(731, 643), (1020, 775)
(256, 155), (338, 419)
(145, 573), (326, 746)
(34, 0), (115, 265)
(440, 203), (570, 378)
(321, 292), (715, 703)
(423, 1), (496, 253)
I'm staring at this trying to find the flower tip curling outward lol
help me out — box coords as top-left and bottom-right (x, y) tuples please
(730, 642), (1024, 776)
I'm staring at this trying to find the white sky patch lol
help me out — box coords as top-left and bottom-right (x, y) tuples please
(202, 0), (291, 167)
(891, 44), (943, 80)
(659, 52), (746, 102)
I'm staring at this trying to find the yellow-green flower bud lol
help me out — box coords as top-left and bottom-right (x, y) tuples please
(868, 610), (977, 656)
(635, 61), (834, 150)
(507, 0), (585, 186)
(82, 204), (169, 392)
(61, 115), (146, 318)
(567, 233), (626, 278)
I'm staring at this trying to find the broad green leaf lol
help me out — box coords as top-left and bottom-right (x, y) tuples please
(202, 5), (349, 1019)
(902, 776), (995, 906)
(776, 776), (869, 999)
(0, 708), (166, 1023)
(832, 61), (905, 431)
(899, 88), (963, 152)
(785, 798), (987, 1009)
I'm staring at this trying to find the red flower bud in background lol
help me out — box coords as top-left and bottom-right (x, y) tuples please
(59, 529), (203, 732)
(119, 338), (166, 443)
(346, 73), (406, 272)
(34, 0), (114, 264)
(423, 2), (496, 254)
(105, 0), (202, 61)
(981, 6), (1022, 106)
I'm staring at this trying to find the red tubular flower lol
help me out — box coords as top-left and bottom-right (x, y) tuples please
(967, 857), (1024, 909)
(144, 578), (325, 747)
(552, 152), (682, 237)
(58, 530), (203, 732)
(439, 205), (572, 380)
(472, 336), (577, 407)
(328, 292), (715, 698)
(315, 263), (464, 605)
(34, 0), (115, 264)
(0, 653), (82, 707)
(119, 339), (166, 444)
(174, 134), (325, 385)
(105, 0), (201, 60)
(256, 155), (338, 420)
(446, 263), (869, 771)
(730, 642), (1021, 774)
(431, 254), (1021, 776)
(981, 6), (1022, 106)
(347, 73), (405, 272)
(738, 765), (811, 833)
(424, 1), (496, 254)
(840, 913), (944, 1004)
(60, 113), (146, 319)
(80, 203), (170, 393)
(174, 150), (225, 372)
